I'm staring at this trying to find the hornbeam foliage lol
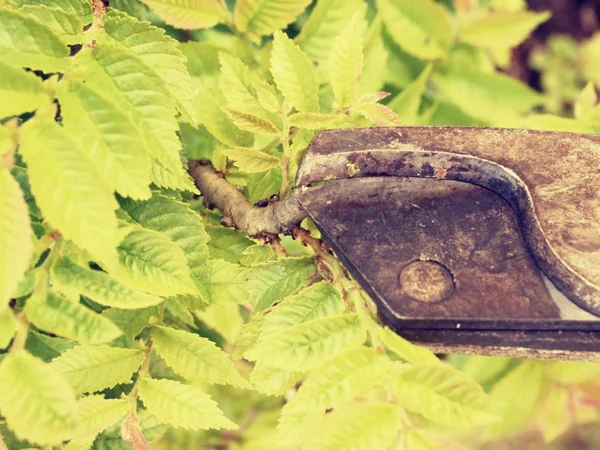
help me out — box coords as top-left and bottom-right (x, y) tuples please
(0, 0), (599, 448)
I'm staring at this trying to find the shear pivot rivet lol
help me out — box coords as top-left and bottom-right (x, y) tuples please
(399, 260), (455, 303)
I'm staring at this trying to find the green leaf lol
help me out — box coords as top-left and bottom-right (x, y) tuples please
(223, 108), (279, 135)
(305, 402), (401, 450)
(548, 361), (600, 385)
(247, 257), (316, 312)
(295, 0), (367, 84)
(245, 314), (366, 371)
(25, 291), (123, 345)
(50, 345), (144, 394)
(240, 244), (274, 266)
(223, 147), (280, 173)
(194, 300), (244, 342)
(406, 429), (462, 450)
(360, 18), (388, 95)
(19, 117), (120, 265)
(18, 0), (93, 21)
(25, 330), (76, 362)
(120, 193), (211, 305)
(0, 351), (77, 445)
(234, 0), (311, 37)
(271, 30), (320, 113)
(0, 308), (16, 349)
(461, 355), (512, 385)
(255, 83), (281, 112)
(138, 377), (237, 430)
(392, 364), (497, 426)
(52, 257), (164, 309)
(388, 63), (433, 124)
(245, 167), (282, 204)
(138, 0), (229, 29)
(329, 13), (365, 108)
(211, 259), (251, 304)
(250, 362), (303, 396)
(0, 169), (32, 311)
(359, 102), (403, 126)
(377, 0), (452, 60)
(101, 306), (159, 347)
(288, 112), (344, 130)
(278, 347), (390, 443)
(206, 226), (254, 263)
(460, 11), (550, 49)
(259, 281), (343, 340)
(152, 325), (249, 387)
(0, 60), (50, 119)
(74, 397), (129, 439)
(233, 315), (265, 359)
(16, 3), (90, 45)
(0, 9), (70, 72)
(518, 114), (600, 133)
(104, 227), (197, 298)
(378, 326), (439, 365)
(575, 81), (597, 120)
(535, 386), (570, 443)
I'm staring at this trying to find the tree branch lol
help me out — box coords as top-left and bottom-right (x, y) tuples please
(188, 161), (308, 237)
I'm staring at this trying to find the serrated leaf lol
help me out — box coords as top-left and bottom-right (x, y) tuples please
(50, 345), (144, 394)
(271, 31), (319, 113)
(92, 410), (167, 450)
(305, 402), (401, 450)
(101, 306), (159, 347)
(378, 326), (439, 365)
(25, 331), (75, 364)
(234, 0), (311, 36)
(19, 117), (120, 265)
(205, 225), (254, 262)
(245, 167), (282, 204)
(139, 0), (229, 29)
(278, 347), (390, 443)
(247, 257), (316, 312)
(388, 63), (432, 124)
(74, 397), (129, 439)
(223, 108), (279, 135)
(104, 227), (197, 297)
(25, 291), (123, 345)
(432, 67), (543, 124)
(288, 112), (343, 130)
(120, 193), (211, 305)
(393, 363), (497, 426)
(233, 315), (264, 359)
(152, 325), (248, 387)
(0, 9), (70, 72)
(245, 313), (366, 371)
(360, 18), (388, 95)
(0, 169), (32, 312)
(52, 257), (163, 310)
(194, 300), (243, 342)
(240, 244), (274, 266)
(211, 259), (250, 304)
(359, 102), (403, 126)
(223, 147), (280, 173)
(138, 377), (237, 430)
(0, 351), (77, 445)
(18, 0), (93, 21)
(10, 164), (40, 219)
(259, 281), (343, 340)
(460, 11), (550, 49)
(329, 13), (365, 108)
(0, 60), (49, 119)
(377, 0), (452, 60)
(250, 362), (302, 396)
(17, 3), (89, 44)
(255, 82), (281, 112)
(0, 308), (16, 349)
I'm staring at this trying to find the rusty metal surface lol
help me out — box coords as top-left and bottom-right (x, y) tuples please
(296, 127), (600, 316)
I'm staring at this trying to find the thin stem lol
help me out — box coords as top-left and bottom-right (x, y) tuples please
(9, 314), (29, 353)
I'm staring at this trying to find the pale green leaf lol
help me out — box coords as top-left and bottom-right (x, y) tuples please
(535, 386), (571, 443)
(234, 0), (311, 36)
(360, 17), (388, 95)
(223, 108), (279, 135)
(278, 347), (390, 443)
(0, 60), (49, 119)
(433, 67), (543, 124)
(52, 257), (164, 309)
(18, 0), (93, 20)
(74, 397), (129, 439)
(0, 9), (70, 72)
(25, 291), (123, 345)
(120, 193), (211, 305)
(65, 435), (96, 450)
(101, 306), (159, 347)
(0, 169), (32, 311)
(245, 313), (366, 371)
(206, 226), (254, 263)
(16, 4), (89, 44)
(233, 315), (264, 359)
(25, 330), (75, 362)
(388, 63), (433, 124)
(245, 167), (282, 204)
(247, 256), (316, 312)
(259, 281), (343, 340)
(152, 325), (249, 387)
(138, 377), (237, 430)
(377, 0), (452, 60)
(104, 227), (197, 297)
(57, 80), (152, 200)
(250, 362), (302, 396)
(378, 326), (439, 365)
(223, 147), (280, 173)
(329, 13), (365, 108)
(393, 364), (497, 426)
(194, 301), (244, 342)
(575, 82), (597, 120)
(240, 243), (275, 266)
(211, 259), (250, 304)
(0, 351), (77, 445)
(271, 31), (319, 113)
(548, 361), (600, 385)
(359, 102), (403, 126)
(406, 429), (465, 450)
(139, 0), (229, 29)
(0, 308), (16, 349)
(305, 402), (401, 450)
(19, 117), (120, 265)
(295, 0), (367, 83)
(255, 83), (281, 112)
(92, 410), (168, 450)
(517, 114), (600, 133)
(50, 345), (144, 394)
(288, 112), (344, 130)
(461, 355), (512, 385)
(460, 11), (550, 49)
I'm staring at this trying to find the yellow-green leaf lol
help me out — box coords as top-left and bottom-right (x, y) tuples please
(223, 147), (280, 173)
(0, 60), (50, 119)
(288, 112), (344, 130)
(250, 362), (303, 396)
(223, 108), (279, 135)
(139, 0), (229, 29)
(378, 326), (439, 365)
(234, 0), (311, 37)
(74, 397), (129, 439)
(0, 308), (16, 349)
(359, 102), (403, 126)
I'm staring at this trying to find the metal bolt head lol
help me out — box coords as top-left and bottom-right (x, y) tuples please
(399, 260), (455, 303)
